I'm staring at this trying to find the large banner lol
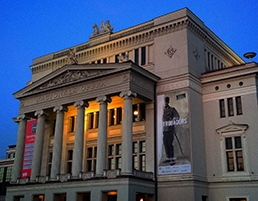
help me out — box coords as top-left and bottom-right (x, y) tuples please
(21, 119), (37, 178)
(157, 91), (191, 175)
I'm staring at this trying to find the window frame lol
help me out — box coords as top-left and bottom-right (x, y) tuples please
(216, 122), (249, 177)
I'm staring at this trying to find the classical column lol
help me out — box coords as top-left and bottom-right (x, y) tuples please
(95, 96), (111, 176)
(120, 90), (137, 175)
(11, 114), (28, 183)
(72, 100), (89, 177)
(30, 110), (48, 181)
(50, 105), (67, 179)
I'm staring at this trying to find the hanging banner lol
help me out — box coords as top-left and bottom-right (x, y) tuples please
(21, 119), (37, 178)
(157, 91), (191, 175)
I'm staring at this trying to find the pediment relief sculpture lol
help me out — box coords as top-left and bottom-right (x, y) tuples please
(36, 70), (103, 91)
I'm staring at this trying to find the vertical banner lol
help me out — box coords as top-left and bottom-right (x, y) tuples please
(21, 119), (37, 178)
(157, 91), (191, 175)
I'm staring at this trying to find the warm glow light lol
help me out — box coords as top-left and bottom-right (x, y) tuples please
(133, 111), (138, 115)
(140, 198), (144, 201)
(107, 191), (117, 195)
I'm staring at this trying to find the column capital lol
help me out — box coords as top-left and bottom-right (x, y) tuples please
(74, 100), (89, 108)
(53, 105), (68, 113)
(34, 110), (49, 117)
(119, 90), (137, 98)
(96, 95), (112, 103)
(13, 114), (30, 122)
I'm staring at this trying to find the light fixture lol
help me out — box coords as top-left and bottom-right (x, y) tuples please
(133, 111), (138, 115)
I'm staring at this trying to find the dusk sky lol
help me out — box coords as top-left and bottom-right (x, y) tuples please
(0, 0), (257, 158)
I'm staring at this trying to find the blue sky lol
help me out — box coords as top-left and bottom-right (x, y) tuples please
(0, 0), (257, 157)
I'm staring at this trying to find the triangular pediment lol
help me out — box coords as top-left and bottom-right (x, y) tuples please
(14, 63), (121, 99)
(216, 121), (248, 135)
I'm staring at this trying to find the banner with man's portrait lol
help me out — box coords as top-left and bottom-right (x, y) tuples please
(157, 91), (191, 175)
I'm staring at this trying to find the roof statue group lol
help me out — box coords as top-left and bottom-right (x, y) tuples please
(91, 20), (114, 37)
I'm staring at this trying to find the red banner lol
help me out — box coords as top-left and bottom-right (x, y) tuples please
(21, 119), (37, 178)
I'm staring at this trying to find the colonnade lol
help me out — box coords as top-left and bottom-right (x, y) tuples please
(11, 91), (137, 182)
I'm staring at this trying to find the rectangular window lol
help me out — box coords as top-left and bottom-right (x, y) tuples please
(132, 141), (146, 171)
(88, 113), (94, 129)
(103, 58), (107, 64)
(219, 99), (226, 118)
(227, 98), (234, 116)
(5, 166), (12, 182)
(115, 54), (119, 63)
(48, 152), (52, 176)
(229, 198), (247, 201)
(33, 195), (44, 201)
(107, 144), (122, 170)
(235, 96), (243, 115)
(133, 142), (138, 153)
(134, 49), (139, 65)
(0, 167), (4, 182)
(94, 112), (99, 128)
(67, 150), (73, 174)
(225, 137), (244, 172)
(77, 192), (91, 201)
(52, 120), (56, 135)
(141, 46), (146, 65)
(207, 52), (210, 69)
(109, 109), (115, 126)
(139, 103), (146, 121)
(132, 104), (138, 122)
(86, 147), (97, 172)
(116, 107), (122, 124)
(109, 145), (114, 156)
(132, 103), (146, 122)
(69, 116), (76, 132)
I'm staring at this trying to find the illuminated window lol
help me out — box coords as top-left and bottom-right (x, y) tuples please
(88, 113), (94, 129)
(109, 107), (122, 126)
(109, 109), (115, 126)
(68, 116), (76, 132)
(225, 137), (244, 172)
(104, 191), (117, 201)
(133, 103), (146, 122)
(116, 107), (122, 124)
(33, 195), (44, 201)
(88, 112), (99, 129)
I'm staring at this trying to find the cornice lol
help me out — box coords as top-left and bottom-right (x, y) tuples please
(187, 17), (244, 65)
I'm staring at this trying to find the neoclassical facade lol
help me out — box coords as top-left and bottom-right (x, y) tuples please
(6, 8), (258, 201)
